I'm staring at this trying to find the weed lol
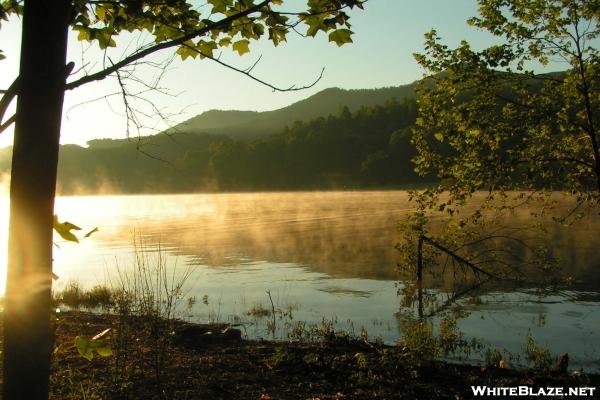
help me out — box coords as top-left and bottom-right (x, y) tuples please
(83, 285), (114, 310)
(525, 334), (553, 370)
(438, 314), (465, 355)
(106, 237), (196, 399)
(268, 347), (291, 368)
(58, 281), (85, 310)
(54, 282), (114, 311)
(289, 321), (307, 341)
(483, 348), (516, 369)
(399, 316), (437, 363)
(246, 303), (271, 318)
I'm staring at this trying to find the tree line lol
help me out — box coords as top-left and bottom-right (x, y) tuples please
(48, 97), (426, 194)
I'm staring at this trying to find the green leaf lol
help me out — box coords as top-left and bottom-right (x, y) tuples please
(176, 47), (195, 61)
(218, 37), (232, 47)
(176, 40), (197, 61)
(328, 29), (353, 46)
(95, 5), (107, 21)
(95, 346), (113, 357)
(75, 331), (113, 361)
(53, 215), (81, 243)
(207, 0), (230, 14)
(73, 25), (91, 42)
(304, 16), (323, 37)
(268, 27), (287, 46)
(96, 30), (116, 49)
(434, 132), (444, 142)
(74, 336), (94, 361)
(232, 39), (250, 56)
(197, 40), (218, 58)
(0, 49), (5, 60)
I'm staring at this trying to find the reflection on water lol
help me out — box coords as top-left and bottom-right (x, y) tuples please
(0, 191), (599, 370)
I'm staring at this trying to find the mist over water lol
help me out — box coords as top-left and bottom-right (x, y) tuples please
(1, 190), (599, 370)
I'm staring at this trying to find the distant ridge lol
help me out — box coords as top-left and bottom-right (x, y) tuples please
(9, 88), (420, 194)
(169, 82), (417, 140)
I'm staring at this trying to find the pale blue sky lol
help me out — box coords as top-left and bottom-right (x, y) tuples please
(0, 1), (501, 147)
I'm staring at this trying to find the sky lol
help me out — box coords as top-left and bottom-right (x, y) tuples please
(0, 0), (501, 148)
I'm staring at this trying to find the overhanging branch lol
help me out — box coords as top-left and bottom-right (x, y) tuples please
(65, 0), (272, 91)
(0, 113), (15, 134)
(182, 43), (324, 92)
(0, 77), (19, 129)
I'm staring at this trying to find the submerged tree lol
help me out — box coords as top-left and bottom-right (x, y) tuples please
(0, 0), (364, 398)
(399, 0), (599, 311)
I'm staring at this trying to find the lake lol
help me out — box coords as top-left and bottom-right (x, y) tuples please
(1, 191), (599, 370)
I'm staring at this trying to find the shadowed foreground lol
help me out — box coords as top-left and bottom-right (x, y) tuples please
(0, 312), (596, 399)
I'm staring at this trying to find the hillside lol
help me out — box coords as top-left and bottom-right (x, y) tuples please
(168, 83), (417, 140)
(0, 81), (424, 194)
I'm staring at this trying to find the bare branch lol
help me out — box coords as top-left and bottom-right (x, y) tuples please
(276, 0), (367, 16)
(182, 43), (324, 92)
(245, 55), (262, 74)
(421, 235), (499, 280)
(107, 56), (188, 157)
(115, 70), (133, 138)
(0, 113), (15, 134)
(0, 77), (19, 127)
(65, 91), (123, 117)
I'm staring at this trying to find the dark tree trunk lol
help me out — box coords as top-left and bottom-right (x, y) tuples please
(3, 1), (71, 399)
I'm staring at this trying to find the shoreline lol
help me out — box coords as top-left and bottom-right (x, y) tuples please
(37, 311), (600, 399)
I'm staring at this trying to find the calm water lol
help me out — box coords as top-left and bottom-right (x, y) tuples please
(1, 191), (599, 370)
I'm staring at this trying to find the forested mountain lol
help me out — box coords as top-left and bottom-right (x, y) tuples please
(0, 72), (567, 195)
(0, 84), (426, 194)
(168, 84), (417, 140)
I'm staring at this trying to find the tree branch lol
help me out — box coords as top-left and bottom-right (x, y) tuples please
(0, 113), (15, 134)
(182, 43), (324, 92)
(421, 235), (499, 280)
(65, 0), (273, 91)
(0, 77), (19, 127)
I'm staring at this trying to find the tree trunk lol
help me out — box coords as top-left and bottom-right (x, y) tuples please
(3, 1), (71, 399)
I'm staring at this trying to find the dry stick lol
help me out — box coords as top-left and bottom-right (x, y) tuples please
(418, 234), (538, 317)
(424, 277), (492, 318)
(0, 77), (19, 127)
(0, 114), (16, 135)
(266, 290), (276, 340)
(417, 234), (495, 317)
(416, 236), (424, 319)
(421, 235), (499, 280)
(180, 43), (324, 92)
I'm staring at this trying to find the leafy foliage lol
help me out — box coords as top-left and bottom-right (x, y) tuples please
(53, 214), (99, 243)
(53, 215), (82, 243)
(413, 0), (600, 207)
(63, 0), (364, 56)
(397, 0), (600, 287)
(74, 329), (112, 361)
